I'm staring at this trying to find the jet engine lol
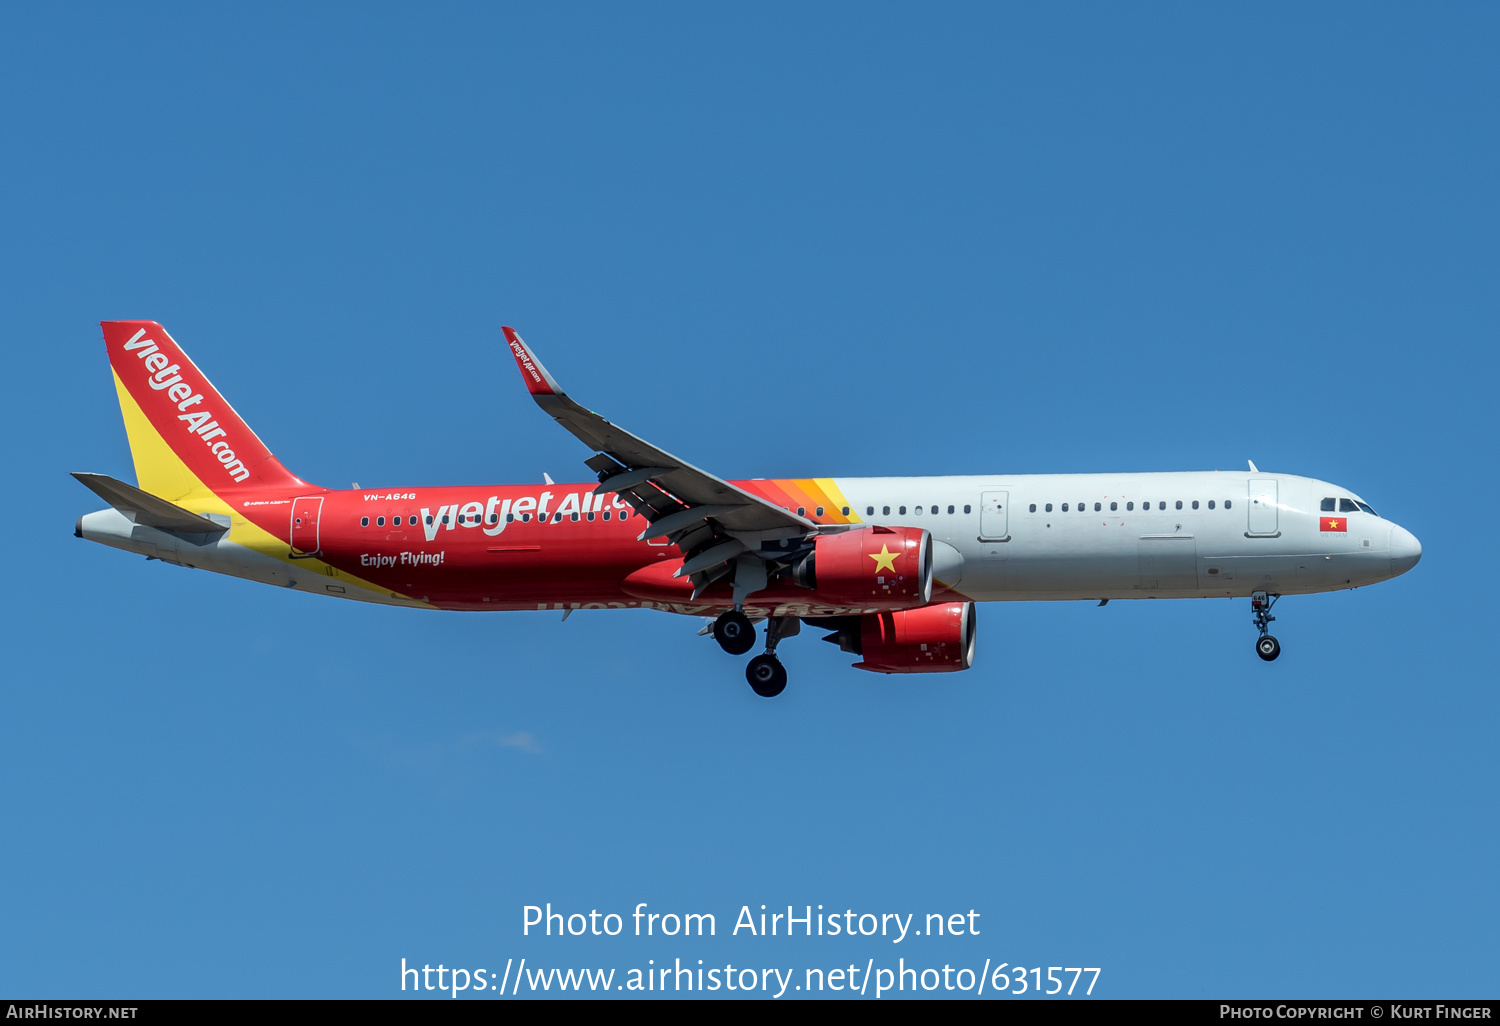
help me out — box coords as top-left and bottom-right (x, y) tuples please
(817, 601), (976, 673)
(791, 525), (932, 608)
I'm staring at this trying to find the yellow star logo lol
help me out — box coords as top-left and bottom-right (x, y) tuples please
(869, 544), (899, 574)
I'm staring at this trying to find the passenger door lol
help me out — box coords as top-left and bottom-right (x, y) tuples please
(979, 490), (1009, 541)
(290, 495), (323, 557)
(1247, 479), (1279, 536)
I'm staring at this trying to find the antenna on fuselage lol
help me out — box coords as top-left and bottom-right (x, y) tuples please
(543, 472), (554, 485)
(1247, 460), (1259, 473)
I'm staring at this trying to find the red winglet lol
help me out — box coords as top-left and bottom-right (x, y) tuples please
(503, 326), (561, 397)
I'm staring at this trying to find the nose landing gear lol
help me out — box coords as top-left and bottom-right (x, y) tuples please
(1251, 591), (1281, 661)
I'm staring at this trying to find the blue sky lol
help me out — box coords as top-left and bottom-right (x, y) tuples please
(2, 3), (1495, 998)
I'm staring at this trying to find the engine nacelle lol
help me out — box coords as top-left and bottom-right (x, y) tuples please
(850, 601), (976, 674)
(793, 526), (932, 609)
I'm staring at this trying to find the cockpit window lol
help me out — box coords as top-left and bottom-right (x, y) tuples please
(1356, 501), (1378, 517)
(1321, 497), (1337, 512)
(1339, 498), (1359, 513)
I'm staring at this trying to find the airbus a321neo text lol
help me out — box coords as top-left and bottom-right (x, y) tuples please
(75, 321), (1422, 697)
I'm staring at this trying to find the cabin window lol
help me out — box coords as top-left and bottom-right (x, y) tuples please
(841, 506), (850, 516)
(1208, 500), (1215, 509)
(360, 517), (369, 527)
(1156, 501), (1165, 510)
(964, 504), (971, 513)
(374, 516), (383, 526)
(1340, 498), (1359, 513)
(1045, 503), (1053, 512)
(1109, 502), (1117, 511)
(1225, 500), (1233, 509)
(506, 513), (515, 522)
(947, 505), (955, 514)
(1174, 501), (1182, 511)
(1094, 502), (1101, 512)
(620, 510), (629, 520)
(587, 512), (595, 521)
(899, 506), (907, 515)
(816, 506), (824, 517)
(1322, 497), (1337, 512)
(425, 515), (434, 525)
(867, 506), (875, 516)
(1029, 504), (1036, 513)
(568, 512), (577, 521)
(520, 513), (531, 522)
(797, 506), (805, 517)
(441, 515), (449, 524)
(883, 506), (890, 515)
(914, 505), (923, 515)
(1191, 500), (1199, 510)
(602, 510), (611, 520)
(553, 512), (563, 522)
(1127, 502), (1134, 511)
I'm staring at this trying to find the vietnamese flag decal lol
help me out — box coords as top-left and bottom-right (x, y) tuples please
(1321, 516), (1347, 532)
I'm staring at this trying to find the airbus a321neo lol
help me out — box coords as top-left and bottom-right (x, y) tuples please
(75, 321), (1422, 697)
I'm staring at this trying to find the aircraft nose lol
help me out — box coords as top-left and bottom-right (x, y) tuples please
(1389, 524), (1422, 578)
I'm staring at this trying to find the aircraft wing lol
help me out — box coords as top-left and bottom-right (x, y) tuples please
(503, 327), (816, 593)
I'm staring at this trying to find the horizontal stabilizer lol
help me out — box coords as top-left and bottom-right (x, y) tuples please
(71, 473), (227, 534)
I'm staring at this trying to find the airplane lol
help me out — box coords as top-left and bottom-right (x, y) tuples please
(75, 320), (1422, 697)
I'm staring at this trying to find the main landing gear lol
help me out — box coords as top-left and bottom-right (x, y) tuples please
(711, 609), (796, 697)
(1252, 591), (1281, 662)
(712, 609), (756, 655)
(746, 654), (787, 698)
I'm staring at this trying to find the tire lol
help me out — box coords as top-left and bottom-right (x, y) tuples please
(745, 654), (788, 698)
(713, 610), (756, 655)
(1256, 635), (1281, 662)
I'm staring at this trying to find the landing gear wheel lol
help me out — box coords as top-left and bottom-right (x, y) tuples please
(745, 654), (788, 698)
(713, 610), (756, 655)
(1256, 635), (1281, 662)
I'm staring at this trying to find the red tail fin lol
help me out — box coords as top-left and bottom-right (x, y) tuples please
(103, 320), (308, 499)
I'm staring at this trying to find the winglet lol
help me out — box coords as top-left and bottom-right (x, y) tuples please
(503, 326), (563, 397)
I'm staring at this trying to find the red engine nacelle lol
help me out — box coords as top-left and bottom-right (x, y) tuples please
(794, 526), (932, 609)
(852, 601), (976, 674)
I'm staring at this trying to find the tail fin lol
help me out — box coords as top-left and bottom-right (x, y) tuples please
(102, 320), (308, 502)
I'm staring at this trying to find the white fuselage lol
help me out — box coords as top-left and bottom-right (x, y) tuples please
(834, 471), (1420, 602)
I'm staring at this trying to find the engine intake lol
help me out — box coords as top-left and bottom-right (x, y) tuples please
(792, 526), (932, 608)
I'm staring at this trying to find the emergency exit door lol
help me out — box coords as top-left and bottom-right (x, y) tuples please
(290, 495), (324, 557)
